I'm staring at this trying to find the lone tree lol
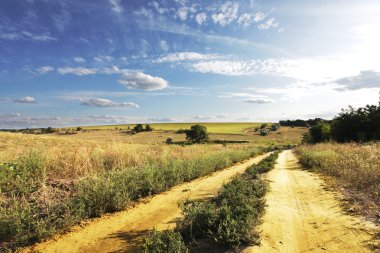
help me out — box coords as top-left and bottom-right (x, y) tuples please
(133, 124), (144, 133)
(145, 124), (153, 131)
(185, 125), (209, 143)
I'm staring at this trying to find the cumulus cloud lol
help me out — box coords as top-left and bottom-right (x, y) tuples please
(258, 17), (279, 30)
(178, 7), (188, 20)
(243, 98), (275, 104)
(36, 66), (55, 74)
(14, 96), (38, 104)
(333, 70), (380, 90)
(57, 67), (96, 75)
(155, 52), (220, 63)
(237, 13), (253, 28)
(118, 72), (168, 90)
(74, 57), (86, 63)
(80, 98), (139, 109)
(254, 12), (265, 22)
(195, 12), (207, 25)
(211, 1), (239, 27)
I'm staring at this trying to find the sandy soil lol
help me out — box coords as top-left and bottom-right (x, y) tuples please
(23, 153), (271, 253)
(243, 150), (379, 253)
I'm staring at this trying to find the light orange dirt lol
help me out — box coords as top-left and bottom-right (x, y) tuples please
(243, 150), (379, 253)
(23, 153), (271, 253)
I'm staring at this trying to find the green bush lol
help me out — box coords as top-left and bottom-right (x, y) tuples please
(142, 229), (188, 253)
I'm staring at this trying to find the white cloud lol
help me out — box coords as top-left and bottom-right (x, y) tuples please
(192, 60), (251, 75)
(155, 52), (220, 63)
(0, 31), (57, 42)
(178, 7), (188, 21)
(220, 92), (268, 98)
(14, 96), (37, 104)
(258, 17), (279, 30)
(195, 12), (207, 25)
(237, 13), (253, 28)
(57, 67), (96, 76)
(74, 57), (86, 63)
(253, 12), (265, 22)
(36, 66), (55, 74)
(80, 98), (139, 109)
(243, 98), (274, 104)
(118, 72), (168, 90)
(211, 1), (239, 27)
(94, 55), (114, 62)
(160, 40), (169, 51)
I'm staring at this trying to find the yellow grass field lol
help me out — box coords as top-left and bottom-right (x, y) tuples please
(80, 122), (263, 134)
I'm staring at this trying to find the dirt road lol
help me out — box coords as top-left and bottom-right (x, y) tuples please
(244, 150), (378, 253)
(24, 153), (271, 253)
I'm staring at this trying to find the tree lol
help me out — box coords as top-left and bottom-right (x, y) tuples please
(185, 125), (209, 143)
(260, 123), (267, 129)
(145, 124), (153, 132)
(307, 122), (331, 143)
(270, 123), (280, 131)
(133, 124), (144, 133)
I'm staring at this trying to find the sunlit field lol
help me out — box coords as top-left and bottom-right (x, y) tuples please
(80, 122), (262, 134)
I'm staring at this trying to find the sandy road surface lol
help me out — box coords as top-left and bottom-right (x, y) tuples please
(23, 153), (271, 253)
(244, 150), (378, 253)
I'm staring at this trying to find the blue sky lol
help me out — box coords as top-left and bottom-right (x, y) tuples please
(1, 0), (379, 128)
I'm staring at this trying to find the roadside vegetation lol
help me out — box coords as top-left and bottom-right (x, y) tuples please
(142, 152), (280, 252)
(0, 131), (278, 250)
(295, 143), (380, 219)
(295, 104), (380, 220)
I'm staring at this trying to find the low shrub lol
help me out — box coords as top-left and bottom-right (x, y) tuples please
(143, 152), (279, 251)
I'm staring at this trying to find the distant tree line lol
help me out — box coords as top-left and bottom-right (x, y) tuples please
(279, 118), (330, 127)
(132, 124), (153, 133)
(303, 105), (380, 143)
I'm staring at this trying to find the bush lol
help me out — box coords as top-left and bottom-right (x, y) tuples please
(259, 129), (268, 136)
(260, 123), (267, 129)
(166, 137), (173, 144)
(303, 122), (331, 143)
(142, 229), (188, 253)
(185, 125), (208, 143)
(146, 125), (153, 132)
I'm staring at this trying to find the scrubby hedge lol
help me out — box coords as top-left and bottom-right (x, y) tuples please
(1, 146), (276, 250)
(142, 152), (279, 252)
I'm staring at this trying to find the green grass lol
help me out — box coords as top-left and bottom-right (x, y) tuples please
(80, 122), (263, 134)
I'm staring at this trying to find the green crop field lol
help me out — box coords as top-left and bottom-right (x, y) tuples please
(81, 122), (263, 135)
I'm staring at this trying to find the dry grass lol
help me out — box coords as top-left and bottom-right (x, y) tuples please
(295, 142), (380, 220)
(52, 126), (307, 145)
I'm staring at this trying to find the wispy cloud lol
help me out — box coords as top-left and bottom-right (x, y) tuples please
(243, 98), (274, 104)
(195, 12), (207, 25)
(258, 17), (279, 30)
(57, 67), (96, 75)
(155, 52), (221, 63)
(80, 98), (139, 109)
(74, 57), (86, 63)
(211, 1), (239, 27)
(36, 66), (55, 74)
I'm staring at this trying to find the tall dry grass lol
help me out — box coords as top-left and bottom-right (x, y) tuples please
(295, 142), (380, 217)
(0, 132), (273, 250)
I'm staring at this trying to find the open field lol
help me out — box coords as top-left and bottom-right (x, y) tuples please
(54, 126), (307, 145)
(0, 131), (278, 250)
(79, 122), (263, 134)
